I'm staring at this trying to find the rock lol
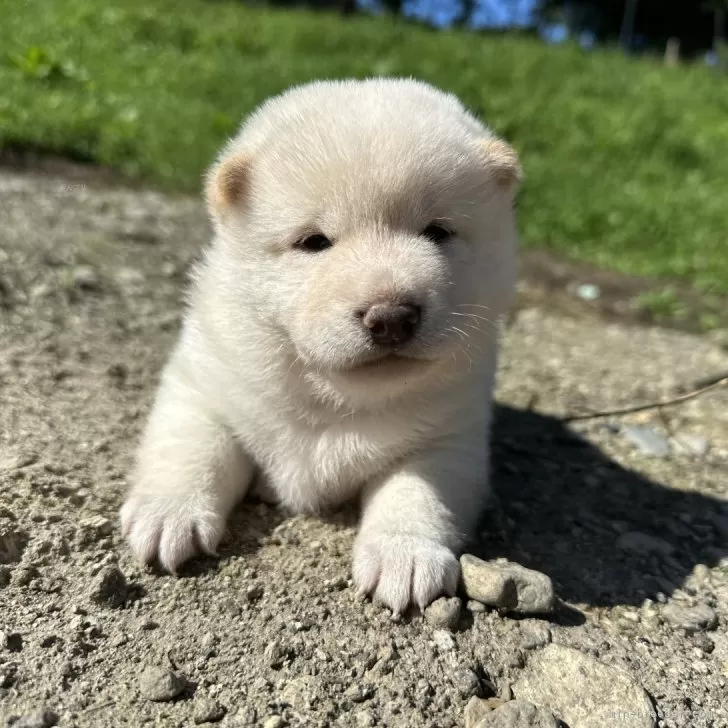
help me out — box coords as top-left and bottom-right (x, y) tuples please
(424, 596), (462, 630)
(474, 700), (559, 727)
(432, 629), (456, 652)
(662, 603), (717, 633)
(72, 265), (100, 291)
(513, 644), (656, 728)
(621, 426), (670, 457)
(193, 698), (227, 724)
(138, 666), (186, 702)
(520, 622), (551, 650)
(460, 556), (555, 614)
(575, 283), (601, 301)
(264, 640), (293, 668)
(245, 583), (264, 602)
(89, 565), (128, 608)
(1, 632), (23, 652)
(465, 696), (500, 728)
(6, 709), (59, 727)
(0, 525), (28, 564)
(452, 667), (481, 698)
(262, 717), (285, 728)
(460, 555), (518, 609)
(617, 531), (675, 556)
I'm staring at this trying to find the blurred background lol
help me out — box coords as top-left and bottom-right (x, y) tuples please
(1, 0), (727, 331)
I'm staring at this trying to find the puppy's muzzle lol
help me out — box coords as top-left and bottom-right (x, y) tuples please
(358, 301), (421, 347)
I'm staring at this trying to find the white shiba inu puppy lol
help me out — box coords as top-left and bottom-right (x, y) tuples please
(120, 78), (520, 615)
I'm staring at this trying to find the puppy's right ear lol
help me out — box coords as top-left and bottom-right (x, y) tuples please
(205, 152), (250, 220)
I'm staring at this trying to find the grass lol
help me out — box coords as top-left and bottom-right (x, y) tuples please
(1, 0), (728, 291)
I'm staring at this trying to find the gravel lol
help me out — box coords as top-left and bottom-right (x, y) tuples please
(1, 167), (728, 727)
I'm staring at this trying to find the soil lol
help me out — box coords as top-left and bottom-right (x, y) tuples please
(1, 164), (727, 728)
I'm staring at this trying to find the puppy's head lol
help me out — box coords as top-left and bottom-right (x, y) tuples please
(205, 79), (520, 406)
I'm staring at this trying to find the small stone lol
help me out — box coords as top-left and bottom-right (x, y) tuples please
(452, 667), (481, 698)
(617, 531), (675, 556)
(621, 426), (670, 457)
(467, 600), (487, 613)
(246, 584), (264, 602)
(460, 554), (518, 609)
(6, 709), (59, 727)
(72, 265), (100, 291)
(1, 632), (23, 652)
(662, 603), (718, 633)
(355, 710), (375, 727)
(263, 717), (285, 728)
(424, 596), (462, 630)
(433, 629), (456, 652)
(475, 699), (559, 727)
(575, 283), (601, 301)
(138, 666), (186, 702)
(460, 555), (555, 614)
(513, 644), (656, 727)
(0, 525), (28, 564)
(520, 622), (552, 650)
(465, 696), (498, 728)
(89, 565), (128, 608)
(193, 698), (226, 723)
(264, 640), (292, 668)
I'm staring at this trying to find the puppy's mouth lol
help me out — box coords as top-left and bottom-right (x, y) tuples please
(339, 350), (429, 375)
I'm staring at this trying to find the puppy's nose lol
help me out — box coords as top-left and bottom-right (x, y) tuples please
(361, 302), (421, 346)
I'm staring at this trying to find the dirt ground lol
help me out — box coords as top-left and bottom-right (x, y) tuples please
(1, 167), (727, 728)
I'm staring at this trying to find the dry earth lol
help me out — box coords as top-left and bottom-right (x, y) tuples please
(1, 168), (727, 728)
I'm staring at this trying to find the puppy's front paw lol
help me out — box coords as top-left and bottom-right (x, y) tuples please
(120, 492), (226, 573)
(352, 531), (459, 616)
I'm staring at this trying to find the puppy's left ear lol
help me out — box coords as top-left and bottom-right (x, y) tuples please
(205, 152), (251, 220)
(480, 137), (522, 192)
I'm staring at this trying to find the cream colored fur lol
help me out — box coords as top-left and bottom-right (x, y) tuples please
(120, 78), (520, 615)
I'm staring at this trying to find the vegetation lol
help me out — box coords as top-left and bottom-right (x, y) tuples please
(1, 0), (727, 290)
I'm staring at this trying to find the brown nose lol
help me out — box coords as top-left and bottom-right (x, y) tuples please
(360, 302), (421, 346)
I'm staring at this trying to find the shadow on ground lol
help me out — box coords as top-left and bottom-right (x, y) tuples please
(470, 404), (726, 608)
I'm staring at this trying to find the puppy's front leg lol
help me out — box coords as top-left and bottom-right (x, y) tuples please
(121, 358), (254, 572)
(353, 432), (488, 615)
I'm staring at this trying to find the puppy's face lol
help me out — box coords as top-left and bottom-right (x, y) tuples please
(206, 81), (520, 405)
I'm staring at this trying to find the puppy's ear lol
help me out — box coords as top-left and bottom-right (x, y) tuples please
(205, 152), (250, 219)
(480, 137), (522, 191)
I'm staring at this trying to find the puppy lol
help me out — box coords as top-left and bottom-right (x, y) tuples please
(120, 78), (520, 615)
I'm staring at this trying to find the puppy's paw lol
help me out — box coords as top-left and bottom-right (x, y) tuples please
(120, 492), (226, 573)
(352, 531), (460, 616)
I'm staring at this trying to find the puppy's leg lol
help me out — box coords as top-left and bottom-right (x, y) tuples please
(121, 362), (254, 572)
(353, 431), (487, 615)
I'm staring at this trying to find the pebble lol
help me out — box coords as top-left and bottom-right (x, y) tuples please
(89, 565), (128, 608)
(617, 531), (675, 556)
(475, 699), (559, 727)
(5, 709), (59, 727)
(138, 666), (186, 702)
(72, 265), (100, 291)
(460, 554), (518, 609)
(193, 698), (226, 724)
(662, 603), (718, 633)
(575, 283), (601, 301)
(513, 644), (656, 727)
(520, 622), (552, 650)
(452, 667), (481, 698)
(464, 696), (501, 728)
(460, 555), (555, 614)
(432, 629), (456, 652)
(424, 596), (462, 630)
(262, 717), (285, 728)
(621, 426), (670, 457)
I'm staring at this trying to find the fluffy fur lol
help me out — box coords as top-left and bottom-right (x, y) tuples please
(120, 78), (520, 615)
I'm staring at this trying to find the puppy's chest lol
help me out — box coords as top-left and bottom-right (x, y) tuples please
(250, 416), (418, 508)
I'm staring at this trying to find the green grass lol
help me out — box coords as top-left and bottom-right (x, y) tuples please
(1, 0), (728, 291)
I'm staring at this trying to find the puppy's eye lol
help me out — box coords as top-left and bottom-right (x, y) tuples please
(421, 224), (453, 245)
(296, 233), (333, 253)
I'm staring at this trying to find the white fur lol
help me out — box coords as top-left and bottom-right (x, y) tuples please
(120, 78), (519, 615)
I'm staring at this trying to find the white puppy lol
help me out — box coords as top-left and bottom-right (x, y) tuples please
(120, 78), (520, 615)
